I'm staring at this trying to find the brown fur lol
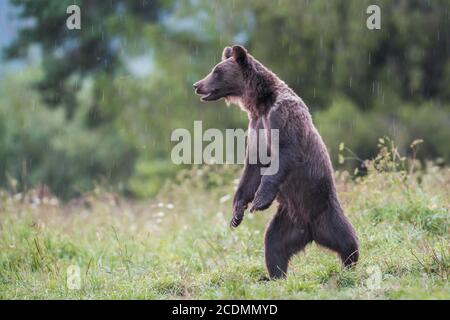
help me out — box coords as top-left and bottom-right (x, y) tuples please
(194, 45), (359, 279)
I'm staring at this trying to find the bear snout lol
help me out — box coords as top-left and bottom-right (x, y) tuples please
(193, 81), (209, 96)
(193, 81), (205, 94)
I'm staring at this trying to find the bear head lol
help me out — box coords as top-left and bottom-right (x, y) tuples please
(193, 45), (249, 102)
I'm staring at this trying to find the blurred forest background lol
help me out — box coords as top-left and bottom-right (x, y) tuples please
(0, 0), (449, 199)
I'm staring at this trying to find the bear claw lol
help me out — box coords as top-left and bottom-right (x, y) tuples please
(230, 215), (243, 228)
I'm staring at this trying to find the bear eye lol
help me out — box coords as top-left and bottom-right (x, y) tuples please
(213, 68), (222, 78)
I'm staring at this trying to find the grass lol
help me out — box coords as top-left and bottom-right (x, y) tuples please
(0, 145), (449, 299)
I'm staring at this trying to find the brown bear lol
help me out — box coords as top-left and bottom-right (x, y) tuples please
(193, 45), (359, 279)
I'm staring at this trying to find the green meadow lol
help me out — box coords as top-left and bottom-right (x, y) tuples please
(1, 143), (448, 299)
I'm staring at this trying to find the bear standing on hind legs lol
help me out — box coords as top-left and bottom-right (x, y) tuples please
(193, 45), (359, 279)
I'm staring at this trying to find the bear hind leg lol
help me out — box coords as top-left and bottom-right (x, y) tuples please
(264, 206), (312, 279)
(312, 210), (359, 268)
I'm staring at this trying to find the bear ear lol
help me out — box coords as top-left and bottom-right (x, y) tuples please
(232, 45), (248, 65)
(222, 46), (233, 60)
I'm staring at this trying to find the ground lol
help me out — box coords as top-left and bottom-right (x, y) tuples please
(0, 150), (449, 299)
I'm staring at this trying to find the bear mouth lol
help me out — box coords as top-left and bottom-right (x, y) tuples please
(200, 92), (214, 101)
(197, 89), (219, 101)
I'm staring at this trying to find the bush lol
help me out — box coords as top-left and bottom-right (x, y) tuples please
(315, 97), (450, 170)
(0, 71), (135, 198)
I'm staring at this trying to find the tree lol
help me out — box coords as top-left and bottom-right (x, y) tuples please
(5, 0), (171, 122)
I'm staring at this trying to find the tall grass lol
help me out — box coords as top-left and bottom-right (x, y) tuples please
(0, 141), (448, 299)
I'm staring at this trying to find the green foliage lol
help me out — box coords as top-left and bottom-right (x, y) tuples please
(6, 0), (170, 117)
(0, 69), (135, 198)
(315, 97), (382, 164)
(1, 0), (450, 197)
(316, 98), (450, 170)
(369, 203), (449, 236)
(128, 160), (178, 198)
(239, 0), (450, 108)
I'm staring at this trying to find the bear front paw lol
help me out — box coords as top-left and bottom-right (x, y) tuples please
(230, 214), (243, 228)
(249, 181), (278, 212)
(250, 188), (277, 212)
(250, 192), (276, 212)
(230, 203), (245, 229)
